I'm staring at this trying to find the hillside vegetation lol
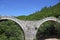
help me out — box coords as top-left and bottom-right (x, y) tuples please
(17, 3), (60, 20)
(0, 2), (60, 40)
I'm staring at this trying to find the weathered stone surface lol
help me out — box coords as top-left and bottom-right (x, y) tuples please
(0, 16), (60, 40)
(45, 38), (60, 40)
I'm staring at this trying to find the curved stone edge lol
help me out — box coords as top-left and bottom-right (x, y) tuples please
(0, 16), (60, 40)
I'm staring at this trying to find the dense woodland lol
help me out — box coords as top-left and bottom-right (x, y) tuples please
(0, 3), (60, 40)
(0, 20), (24, 40)
(17, 3), (60, 20)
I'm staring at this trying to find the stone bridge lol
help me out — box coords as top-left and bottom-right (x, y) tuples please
(0, 16), (60, 40)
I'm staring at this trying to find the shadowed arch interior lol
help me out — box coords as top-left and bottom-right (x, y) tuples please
(0, 19), (25, 40)
(36, 20), (60, 40)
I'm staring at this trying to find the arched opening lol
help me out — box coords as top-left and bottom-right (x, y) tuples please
(0, 19), (25, 40)
(35, 20), (60, 40)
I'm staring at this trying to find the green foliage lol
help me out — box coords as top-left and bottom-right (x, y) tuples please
(17, 3), (60, 40)
(0, 20), (24, 40)
(17, 2), (60, 20)
(0, 2), (60, 40)
(36, 21), (60, 40)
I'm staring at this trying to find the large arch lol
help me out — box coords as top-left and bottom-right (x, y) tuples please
(35, 17), (60, 40)
(0, 16), (25, 40)
(37, 17), (60, 29)
(0, 16), (25, 31)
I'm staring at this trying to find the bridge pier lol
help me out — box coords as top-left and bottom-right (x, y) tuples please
(24, 28), (37, 40)
(23, 21), (38, 40)
(0, 16), (60, 40)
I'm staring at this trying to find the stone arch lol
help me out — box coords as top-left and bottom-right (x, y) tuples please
(37, 17), (60, 29)
(0, 16), (25, 40)
(35, 17), (60, 40)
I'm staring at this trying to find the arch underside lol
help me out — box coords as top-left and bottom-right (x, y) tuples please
(0, 18), (25, 40)
(36, 17), (60, 40)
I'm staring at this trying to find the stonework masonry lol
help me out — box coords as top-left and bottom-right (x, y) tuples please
(0, 16), (60, 40)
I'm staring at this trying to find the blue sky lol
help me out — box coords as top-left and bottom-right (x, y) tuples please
(0, 0), (60, 16)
